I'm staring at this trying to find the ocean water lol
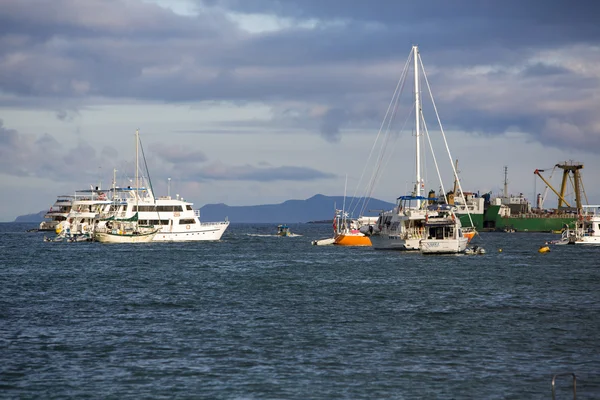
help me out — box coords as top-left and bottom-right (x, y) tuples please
(1, 222), (598, 399)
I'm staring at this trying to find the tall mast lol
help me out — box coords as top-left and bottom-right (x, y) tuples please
(503, 165), (508, 198)
(135, 129), (139, 209)
(453, 159), (459, 194)
(413, 45), (421, 203)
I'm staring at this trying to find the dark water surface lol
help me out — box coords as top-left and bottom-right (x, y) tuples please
(1, 222), (598, 399)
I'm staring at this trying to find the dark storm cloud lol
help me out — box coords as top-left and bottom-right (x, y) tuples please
(1, 0), (599, 149)
(203, 0), (596, 24)
(202, 0), (600, 52)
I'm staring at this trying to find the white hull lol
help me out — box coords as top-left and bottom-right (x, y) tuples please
(153, 221), (229, 241)
(312, 237), (335, 246)
(369, 235), (422, 251)
(420, 237), (468, 254)
(94, 230), (157, 243)
(572, 237), (600, 245)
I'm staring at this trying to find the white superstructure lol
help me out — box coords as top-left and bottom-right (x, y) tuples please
(39, 195), (73, 231)
(117, 193), (229, 242)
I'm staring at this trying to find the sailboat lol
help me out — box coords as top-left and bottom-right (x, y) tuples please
(331, 177), (372, 246)
(93, 130), (158, 243)
(333, 209), (372, 246)
(368, 45), (468, 254)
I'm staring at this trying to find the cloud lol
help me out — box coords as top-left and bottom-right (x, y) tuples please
(148, 142), (208, 163)
(195, 161), (336, 181)
(0, 120), (335, 188)
(0, 119), (117, 180)
(55, 109), (80, 121)
(0, 0), (599, 152)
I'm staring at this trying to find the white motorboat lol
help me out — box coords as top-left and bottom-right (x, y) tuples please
(567, 206), (600, 245)
(419, 204), (468, 254)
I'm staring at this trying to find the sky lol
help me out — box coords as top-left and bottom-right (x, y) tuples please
(1, 0), (599, 221)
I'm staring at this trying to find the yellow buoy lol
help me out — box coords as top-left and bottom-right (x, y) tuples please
(498, 248), (503, 253)
(538, 246), (550, 253)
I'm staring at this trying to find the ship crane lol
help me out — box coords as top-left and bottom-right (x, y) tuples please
(533, 162), (585, 211)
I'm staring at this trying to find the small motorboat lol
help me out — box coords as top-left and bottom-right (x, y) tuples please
(465, 245), (486, 255)
(277, 224), (292, 237)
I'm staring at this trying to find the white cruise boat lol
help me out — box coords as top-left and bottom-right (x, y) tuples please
(39, 195), (73, 231)
(107, 191), (230, 242)
(60, 189), (112, 235)
(51, 187), (113, 239)
(97, 130), (229, 242)
(95, 189), (229, 242)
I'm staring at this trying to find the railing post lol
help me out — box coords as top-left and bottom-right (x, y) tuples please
(552, 372), (576, 400)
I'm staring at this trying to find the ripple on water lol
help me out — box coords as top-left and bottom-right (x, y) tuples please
(1, 224), (598, 398)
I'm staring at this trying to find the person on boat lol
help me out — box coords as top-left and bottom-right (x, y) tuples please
(64, 219), (72, 238)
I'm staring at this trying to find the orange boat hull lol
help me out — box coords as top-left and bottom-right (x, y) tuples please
(334, 233), (372, 246)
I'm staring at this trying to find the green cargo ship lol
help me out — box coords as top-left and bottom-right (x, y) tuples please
(456, 162), (583, 233)
(458, 205), (576, 232)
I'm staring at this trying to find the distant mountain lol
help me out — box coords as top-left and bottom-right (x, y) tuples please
(13, 194), (396, 224)
(200, 194), (395, 223)
(14, 210), (46, 223)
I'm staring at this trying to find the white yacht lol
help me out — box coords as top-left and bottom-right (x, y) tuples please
(420, 204), (468, 254)
(97, 130), (229, 242)
(50, 183), (228, 242)
(101, 191), (229, 242)
(370, 196), (430, 251)
(566, 205), (600, 245)
(39, 195), (73, 231)
(62, 189), (112, 235)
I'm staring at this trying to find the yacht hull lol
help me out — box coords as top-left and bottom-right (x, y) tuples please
(94, 230), (157, 243)
(420, 237), (468, 254)
(153, 221), (229, 242)
(334, 233), (371, 246)
(369, 235), (421, 251)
